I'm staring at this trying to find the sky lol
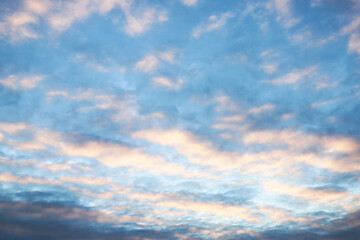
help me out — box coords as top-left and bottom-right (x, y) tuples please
(0, 0), (360, 239)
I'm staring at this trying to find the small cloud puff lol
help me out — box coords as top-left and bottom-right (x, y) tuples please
(152, 76), (184, 89)
(134, 49), (179, 73)
(134, 55), (160, 73)
(180, 0), (198, 6)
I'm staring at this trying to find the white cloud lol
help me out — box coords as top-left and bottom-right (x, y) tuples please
(269, 0), (300, 28)
(180, 0), (198, 6)
(134, 55), (160, 73)
(24, 0), (52, 14)
(192, 12), (234, 38)
(134, 49), (179, 73)
(0, 74), (44, 89)
(348, 31), (360, 55)
(122, 6), (167, 36)
(262, 63), (278, 74)
(341, 15), (360, 35)
(340, 16), (360, 55)
(268, 66), (317, 85)
(157, 49), (177, 63)
(0, 122), (30, 133)
(0, 11), (39, 41)
(0, 0), (167, 41)
(248, 103), (275, 114)
(152, 76), (184, 89)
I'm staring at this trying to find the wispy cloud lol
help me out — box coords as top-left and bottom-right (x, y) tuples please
(0, 11), (40, 41)
(0, 0), (167, 41)
(152, 76), (184, 89)
(134, 55), (160, 73)
(348, 31), (360, 55)
(269, 0), (300, 28)
(134, 49), (179, 73)
(248, 103), (275, 114)
(262, 63), (279, 74)
(120, 3), (167, 36)
(264, 180), (355, 207)
(192, 12), (234, 38)
(341, 15), (360, 55)
(180, 0), (198, 6)
(268, 66), (317, 84)
(0, 74), (44, 89)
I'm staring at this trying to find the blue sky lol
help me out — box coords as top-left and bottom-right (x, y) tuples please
(0, 0), (360, 239)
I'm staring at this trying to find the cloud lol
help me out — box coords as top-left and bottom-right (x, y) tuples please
(214, 94), (238, 112)
(0, 122), (211, 178)
(341, 15), (360, 55)
(0, 172), (59, 185)
(0, 200), (183, 240)
(157, 49), (177, 63)
(132, 128), (245, 171)
(268, 66), (317, 84)
(341, 15), (360, 36)
(125, 190), (258, 222)
(248, 103), (275, 114)
(218, 114), (245, 122)
(24, 0), (52, 14)
(152, 76), (184, 89)
(262, 63), (279, 74)
(134, 55), (160, 73)
(242, 128), (360, 173)
(122, 6), (167, 36)
(47, 89), (139, 123)
(0, 11), (40, 41)
(155, 199), (258, 222)
(60, 175), (112, 185)
(58, 138), (211, 178)
(269, 0), (300, 28)
(180, 0), (198, 6)
(263, 180), (354, 206)
(192, 12), (234, 38)
(48, 0), (167, 35)
(133, 127), (360, 175)
(0, 122), (30, 133)
(134, 49), (179, 74)
(0, 74), (44, 90)
(242, 129), (360, 154)
(0, 0), (167, 41)
(311, 98), (341, 108)
(348, 31), (360, 55)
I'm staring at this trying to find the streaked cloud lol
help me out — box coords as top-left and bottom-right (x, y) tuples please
(269, 0), (300, 27)
(120, 3), (168, 36)
(1, 1), (359, 239)
(348, 31), (360, 55)
(152, 76), (184, 89)
(0, 74), (44, 89)
(0, 0), (166, 41)
(192, 12), (234, 38)
(248, 103), (275, 114)
(268, 66), (317, 84)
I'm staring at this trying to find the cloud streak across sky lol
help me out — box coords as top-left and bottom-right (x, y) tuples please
(0, 0), (359, 239)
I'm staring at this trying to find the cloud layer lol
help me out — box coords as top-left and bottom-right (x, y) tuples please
(0, 0), (359, 239)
